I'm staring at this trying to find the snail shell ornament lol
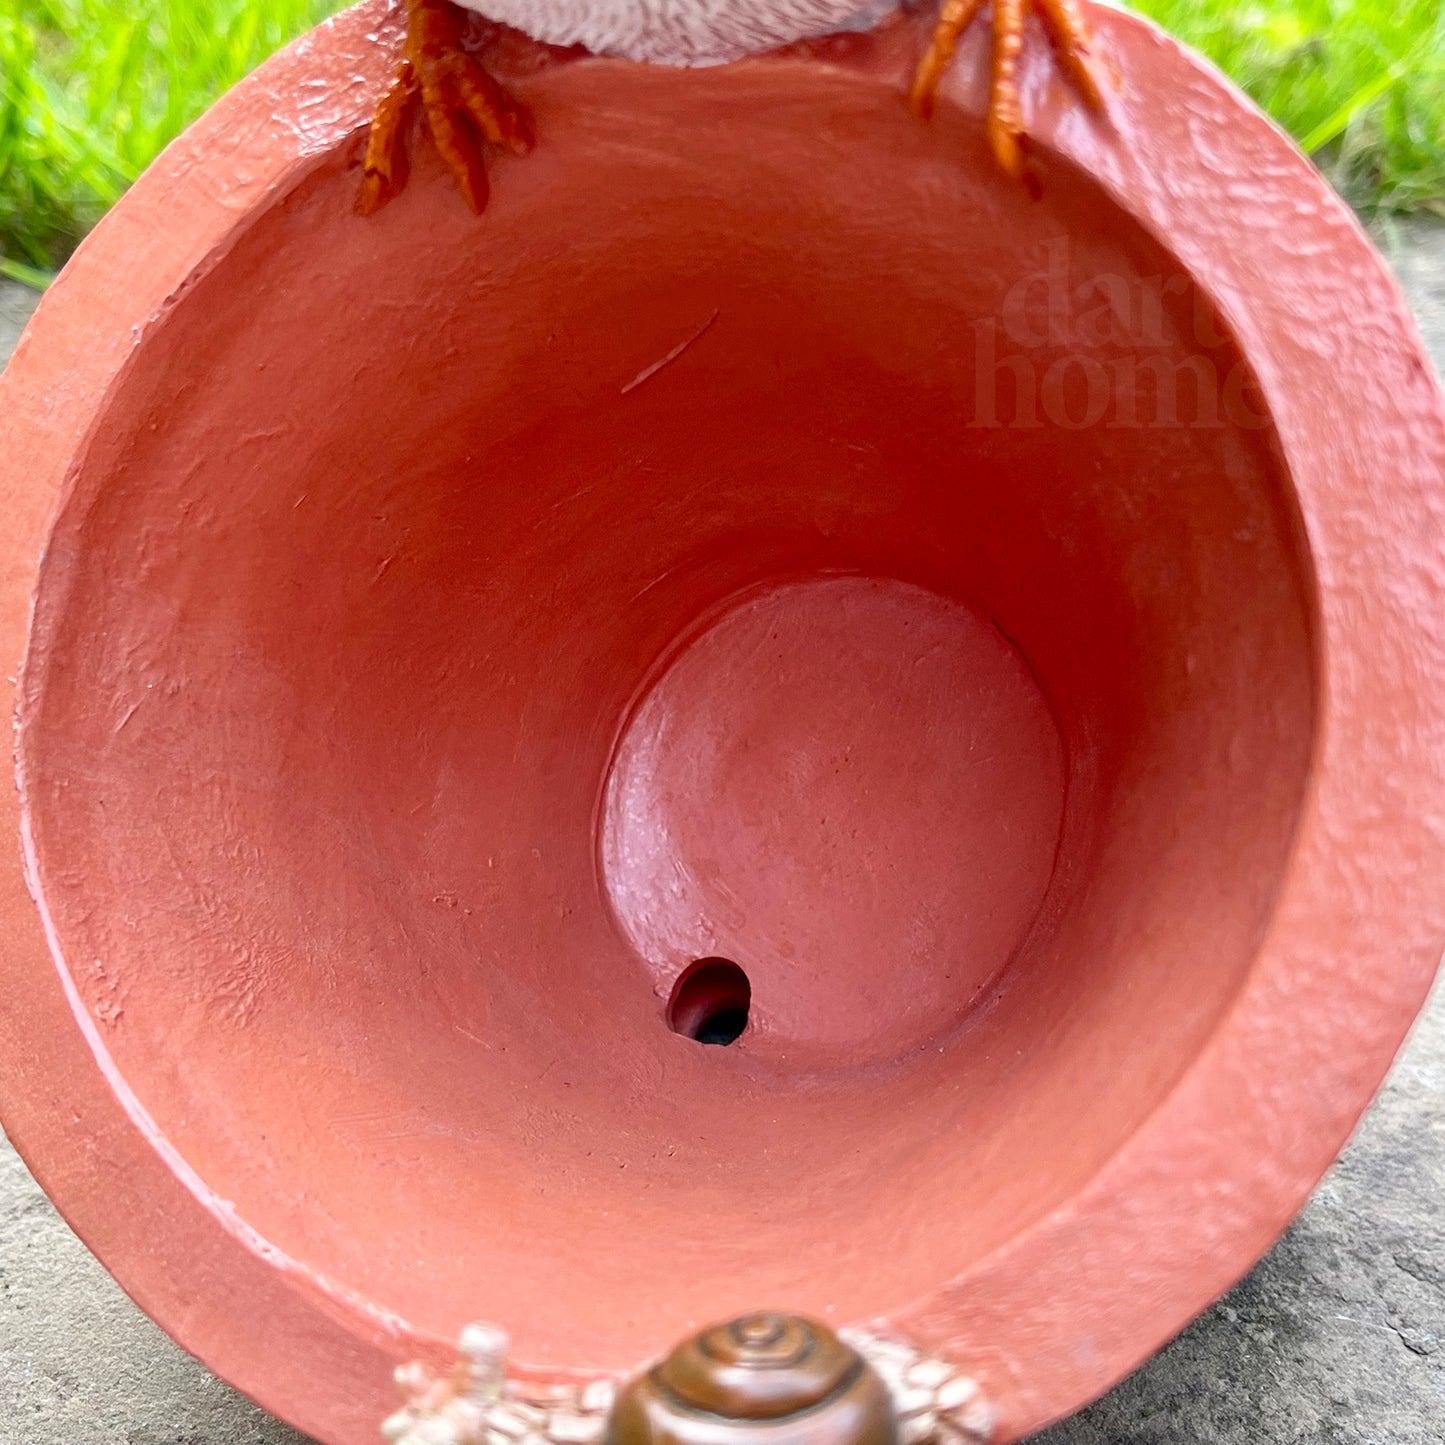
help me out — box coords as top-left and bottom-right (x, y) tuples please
(381, 1315), (992, 1445)
(606, 1314), (893, 1445)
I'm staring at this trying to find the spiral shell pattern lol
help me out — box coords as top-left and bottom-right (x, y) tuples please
(606, 1314), (896, 1445)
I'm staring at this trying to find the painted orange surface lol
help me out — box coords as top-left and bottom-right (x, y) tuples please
(0, 5), (1442, 1444)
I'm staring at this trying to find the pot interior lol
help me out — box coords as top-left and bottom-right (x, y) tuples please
(18, 69), (1317, 1372)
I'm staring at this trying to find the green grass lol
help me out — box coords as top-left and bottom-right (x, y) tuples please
(1, 0), (334, 270)
(2, 0), (1443, 274)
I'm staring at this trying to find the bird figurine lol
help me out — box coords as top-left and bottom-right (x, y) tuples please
(380, 1314), (995, 1445)
(356, 0), (1105, 216)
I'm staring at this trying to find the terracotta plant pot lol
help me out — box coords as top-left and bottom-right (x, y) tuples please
(1, 4), (1442, 1443)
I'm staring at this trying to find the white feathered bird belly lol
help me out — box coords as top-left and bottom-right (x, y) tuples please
(453, 0), (898, 65)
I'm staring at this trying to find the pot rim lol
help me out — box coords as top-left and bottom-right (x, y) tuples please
(0, 4), (1442, 1442)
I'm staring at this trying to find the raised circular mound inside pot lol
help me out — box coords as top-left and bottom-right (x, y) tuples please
(4, 6), (1443, 1445)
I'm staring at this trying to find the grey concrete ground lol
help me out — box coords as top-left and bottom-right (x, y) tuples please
(0, 282), (40, 362)
(1, 224), (1443, 1445)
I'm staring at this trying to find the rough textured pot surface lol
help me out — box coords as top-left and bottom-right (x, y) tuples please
(0, 4), (1442, 1443)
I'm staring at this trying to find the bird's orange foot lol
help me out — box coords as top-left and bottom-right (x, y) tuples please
(357, 0), (534, 216)
(910, 0), (1104, 179)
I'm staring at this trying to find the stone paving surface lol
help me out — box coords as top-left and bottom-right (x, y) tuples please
(1, 222), (1443, 1445)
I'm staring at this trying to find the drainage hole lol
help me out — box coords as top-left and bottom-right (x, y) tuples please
(667, 958), (751, 1046)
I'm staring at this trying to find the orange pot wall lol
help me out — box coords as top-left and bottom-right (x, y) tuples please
(0, 7), (1442, 1445)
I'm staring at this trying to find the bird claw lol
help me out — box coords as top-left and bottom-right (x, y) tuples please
(358, 0), (533, 217)
(911, 0), (1105, 180)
